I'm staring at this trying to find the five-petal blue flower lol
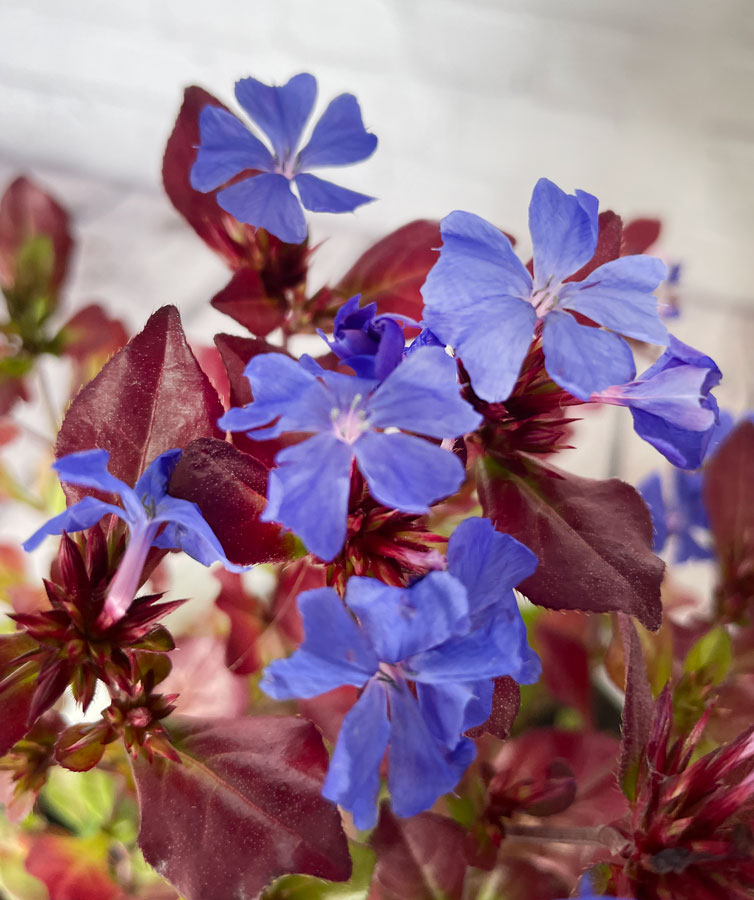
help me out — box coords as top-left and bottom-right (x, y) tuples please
(190, 73), (378, 244)
(261, 517), (540, 828)
(23, 449), (244, 624)
(421, 178), (668, 403)
(219, 346), (482, 561)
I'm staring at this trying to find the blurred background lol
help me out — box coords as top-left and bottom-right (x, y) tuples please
(0, 0), (751, 484)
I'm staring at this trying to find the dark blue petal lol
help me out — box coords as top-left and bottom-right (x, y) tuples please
(641, 334), (721, 388)
(446, 517), (537, 618)
(298, 93), (378, 169)
(542, 311), (636, 399)
(387, 681), (475, 819)
(417, 681), (492, 748)
(322, 679), (390, 830)
(674, 469), (708, 529)
(674, 529), (714, 564)
(234, 74), (317, 164)
(132, 449), (182, 506)
(295, 173), (375, 213)
(529, 179), (598, 288)
(558, 255), (668, 345)
(344, 571), (469, 663)
(261, 587), (379, 700)
(23, 496), (126, 552)
(367, 346), (482, 438)
(216, 173), (307, 245)
(637, 473), (668, 551)
(190, 106), (275, 192)
(262, 433), (354, 561)
(629, 408), (713, 470)
(152, 496), (246, 572)
(353, 431), (465, 514)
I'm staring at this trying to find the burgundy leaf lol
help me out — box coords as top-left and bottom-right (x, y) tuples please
(214, 570), (264, 675)
(621, 217), (662, 256)
(567, 210), (623, 282)
(617, 613), (654, 802)
(703, 420), (754, 558)
(334, 220), (441, 321)
(0, 176), (73, 295)
(167, 437), (289, 566)
(298, 686), (359, 744)
(535, 612), (592, 723)
(465, 676), (520, 740)
(132, 715), (351, 900)
(0, 632), (41, 755)
(478, 454), (664, 630)
(56, 306), (223, 501)
(368, 804), (467, 900)
(59, 303), (128, 363)
(211, 268), (288, 336)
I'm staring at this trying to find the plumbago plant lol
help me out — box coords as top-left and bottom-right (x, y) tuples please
(0, 73), (752, 900)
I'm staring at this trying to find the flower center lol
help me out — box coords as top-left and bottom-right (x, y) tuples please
(530, 275), (561, 318)
(331, 394), (370, 444)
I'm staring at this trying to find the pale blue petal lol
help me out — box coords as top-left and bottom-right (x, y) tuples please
(542, 310), (636, 399)
(261, 587), (378, 701)
(190, 105), (275, 192)
(295, 173), (374, 213)
(23, 496), (125, 552)
(344, 571), (469, 663)
(637, 473), (668, 552)
(235, 73), (317, 163)
(353, 431), (465, 514)
(417, 681), (492, 748)
(262, 433), (353, 561)
(298, 94), (378, 169)
(367, 347), (481, 437)
(53, 449), (142, 521)
(322, 679), (390, 830)
(558, 255), (668, 344)
(529, 179), (598, 288)
(217, 173), (307, 245)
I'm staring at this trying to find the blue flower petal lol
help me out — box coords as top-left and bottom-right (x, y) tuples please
(446, 517), (537, 618)
(629, 408), (714, 470)
(235, 73), (317, 164)
(216, 173), (307, 245)
(674, 529), (714, 564)
(367, 347), (482, 438)
(387, 682), (474, 819)
(132, 449), (182, 507)
(322, 679), (390, 830)
(674, 469), (708, 529)
(604, 365), (717, 431)
(23, 496), (125, 552)
(295, 172), (375, 213)
(262, 433), (354, 560)
(152, 496), (246, 571)
(261, 587), (379, 700)
(542, 310), (636, 399)
(53, 449), (144, 522)
(344, 571), (469, 663)
(638, 473), (668, 551)
(529, 179), (598, 288)
(298, 93), (378, 169)
(190, 106), (275, 192)
(558, 255), (668, 345)
(353, 431), (465, 514)
(417, 681), (492, 748)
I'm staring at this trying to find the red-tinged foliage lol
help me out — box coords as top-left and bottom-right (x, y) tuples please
(534, 613), (592, 724)
(25, 834), (124, 900)
(299, 686), (359, 744)
(273, 558), (328, 644)
(59, 303), (128, 363)
(0, 711), (65, 822)
(132, 715), (351, 900)
(621, 217), (662, 256)
(703, 420), (754, 623)
(0, 176), (73, 296)
(214, 570), (265, 675)
(167, 437), (289, 566)
(485, 858), (571, 900)
(368, 804), (467, 900)
(567, 210), (623, 283)
(0, 631), (44, 756)
(56, 306), (224, 502)
(211, 267), (288, 336)
(160, 636), (248, 717)
(478, 454), (664, 630)
(617, 614), (655, 802)
(192, 344), (230, 409)
(466, 676), (521, 740)
(334, 220), (441, 321)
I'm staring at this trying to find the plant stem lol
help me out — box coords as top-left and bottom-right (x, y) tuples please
(504, 822), (626, 853)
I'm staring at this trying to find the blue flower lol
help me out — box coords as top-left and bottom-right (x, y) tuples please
(190, 73), (377, 245)
(593, 335), (721, 469)
(23, 449), (244, 625)
(638, 470), (712, 563)
(261, 517), (540, 828)
(219, 347), (482, 561)
(318, 295), (408, 381)
(554, 875), (622, 900)
(421, 178), (668, 402)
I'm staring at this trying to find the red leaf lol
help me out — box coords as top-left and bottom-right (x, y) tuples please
(621, 218), (662, 256)
(465, 676), (520, 740)
(567, 210), (623, 283)
(299, 686), (359, 744)
(25, 834), (123, 900)
(167, 437), (289, 566)
(211, 268), (288, 337)
(59, 303), (128, 363)
(617, 614), (654, 801)
(478, 454), (664, 630)
(0, 176), (73, 295)
(703, 420), (754, 557)
(214, 570), (264, 675)
(56, 306), (223, 501)
(0, 632), (41, 755)
(335, 220), (441, 321)
(368, 804), (467, 900)
(535, 613), (592, 723)
(132, 715), (351, 900)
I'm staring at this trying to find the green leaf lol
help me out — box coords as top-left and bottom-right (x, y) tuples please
(263, 844), (376, 900)
(683, 626), (732, 686)
(40, 767), (115, 835)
